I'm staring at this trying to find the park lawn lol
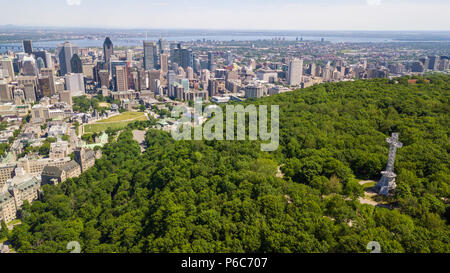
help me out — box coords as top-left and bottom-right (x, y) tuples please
(85, 121), (133, 133)
(96, 112), (146, 123)
(84, 112), (148, 133)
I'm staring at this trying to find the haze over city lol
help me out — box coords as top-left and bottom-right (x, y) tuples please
(1, 0), (449, 30)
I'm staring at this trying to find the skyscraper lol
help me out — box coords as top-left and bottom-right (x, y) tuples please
(193, 54), (200, 74)
(148, 70), (161, 93)
(39, 76), (52, 98)
(226, 51), (233, 66)
(1, 57), (15, 81)
(70, 54), (83, 74)
(103, 37), (114, 71)
(428, 55), (440, 70)
(36, 57), (45, 71)
(143, 41), (157, 70)
(137, 69), (147, 91)
(126, 50), (133, 63)
(172, 44), (194, 70)
(208, 52), (216, 71)
(419, 57), (429, 70)
(57, 41), (79, 76)
(167, 70), (177, 97)
(186, 67), (194, 80)
(288, 58), (303, 86)
(115, 66), (128, 92)
(59, 90), (72, 106)
(160, 54), (168, 75)
(65, 73), (85, 97)
(33, 51), (49, 68)
(23, 83), (37, 102)
(158, 38), (167, 54)
(98, 70), (110, 89)
(40, 68), (57, 96)
(0, 80), (13, 102)
(22, 56), (39, 76)
(23, 40), (33, 54)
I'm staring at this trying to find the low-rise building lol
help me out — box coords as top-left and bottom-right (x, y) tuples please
(41, 160), (81, 185)
(0, 169), (40, 223)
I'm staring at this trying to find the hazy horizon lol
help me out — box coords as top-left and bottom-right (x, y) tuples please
(2, 25), (450, 32)
(1, 0), (449, 31)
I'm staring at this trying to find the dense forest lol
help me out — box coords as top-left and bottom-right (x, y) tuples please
(5, 75), (449, 253)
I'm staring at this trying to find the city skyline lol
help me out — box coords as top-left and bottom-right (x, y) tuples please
(0, 0), (449, 31)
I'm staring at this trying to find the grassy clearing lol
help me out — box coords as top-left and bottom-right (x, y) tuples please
(97, 112), (146, 123)
(84, 112), (147, 133)
(85, 121), (132, 133)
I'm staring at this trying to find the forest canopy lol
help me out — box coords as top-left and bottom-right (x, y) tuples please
(7, 75), (450, 253)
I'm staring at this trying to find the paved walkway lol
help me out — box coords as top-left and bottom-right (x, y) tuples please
(132, 130), (147, 153)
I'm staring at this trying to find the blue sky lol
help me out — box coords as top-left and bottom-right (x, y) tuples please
(1, 0), (449, 30)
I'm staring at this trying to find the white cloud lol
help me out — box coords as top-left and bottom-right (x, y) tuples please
(67, 0), (81, 6)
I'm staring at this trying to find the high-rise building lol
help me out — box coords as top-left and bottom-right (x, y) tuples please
(22, 56), (38, 76)
(186, 67), (194, 80)
(147, 70), (161, 93)
(70, 54), (83, 74)
(36, 57), (45, 71)
(171, 82), (185, 100)
(1, 57), (15, 81)
(126, 50), (133, 63)
(98, 70), (110, 89)
(226, 51), (233, 66)
(419, 57), (429, 70)
(193, 54), (200, 74)
(13, 89), (25, 105)
(143, 41), (158, 70)
(208, 78), (220, 97)
(323, 62), (332, 81)
(167, 70), (177, 87)
(23, 40), (33, 54)
(167, 70), (177, 97)
(171, 44), (193, 70)
(137, 69), (147, 91)
(308, 63), (317, 77)
(40, 68), (57, 96)
(411, 61), (425, 73)
(57, 41), (79, 76)
(32, 50), (53, 69)
(82, 63), (94, 79)
(160, 54), (168, 75)
(438, 58), (449, 71)
(59, 90), (72, 106)
(65, 73), (85, 97)
(0, 80), (13, 102)
(208, 51), (216, 71)
(428, 55), (440, 71)
(45, 52), (53, 68)
(115, 66), (128, 92)
(39, 76), (53, 98)
(245, 84), (265, 98)
(288, 58), (303, 86)
(103, 37), (114, 71)
(158, 38), (167, 54)
(23, 83), (37, 102)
